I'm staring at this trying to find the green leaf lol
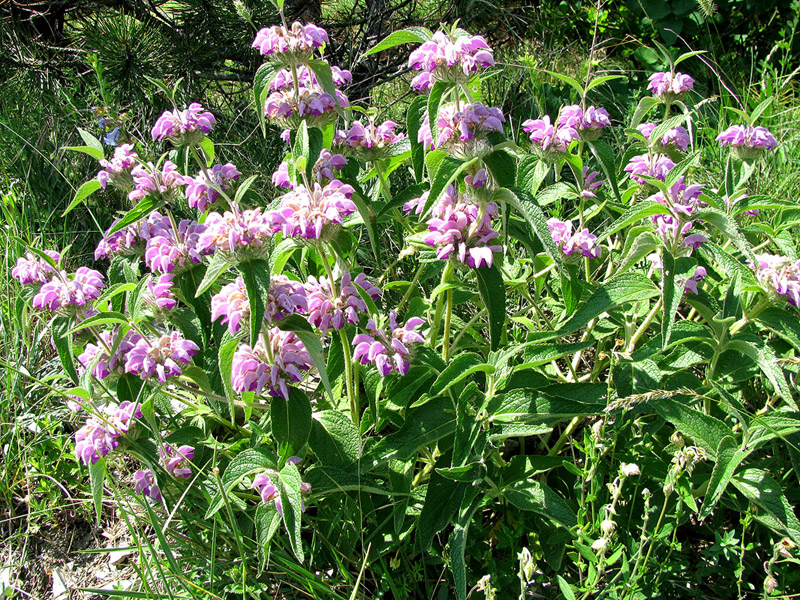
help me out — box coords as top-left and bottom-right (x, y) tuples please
(559, 273), (660, 336)
(475, 264), (506, 351)
(585, 75), (627, 93)
(407, 96), (428, 182)
(256, 503), (282, 571)
(218, 335), (238, 418)
(517, 155), (550, 196)
(278, 463), (305, 561)
(542, 69), (584, 97)
(450, 521), (468, 600)
(271, 388), (312, 457)
(89, 457), (106, 523)
(52, 317), (79, 384)
(732, 468), (800, 545)
(652, 396), (730, 458)
(587, 140), (621, 202)
(238, 258), (270, 344)
(64, 311), (129, 335)
(428, 81), (451, 150)
(483, 149), (517, 188)
(750, 97), (774, 124)
(361, 28), (429, 58)
(195, 253), (232, 298)
(504, 479), (577, 529)
(418, 466), (467, 549)
(614, 230), (660, 276)
(107, 195), (160, 236)
(62, 145), (104, 161)
(367, 397), (455, 463)
(495, 186), (563, 270)
(757, 307), (800, 352)
(307, 60), (339, 106)
(309, 411), (362, 468)
(649, 114), (690, 150)
(277, 315), (333, 402)
(699, 436), (749, 520)
(596, 200), (670, 243)
(692, 207), (755, 264)
(234, 174), (259, 205)
(631, 96), (662, 127)
(725, 336), (795, 408)
(63, 179), (102, 217)
(557, 575), (577, 600)
(423, 152), (476, 215)
(198, 137), (214, 167)
(430, 353), (494, 397)
(661, 254), (697, 348)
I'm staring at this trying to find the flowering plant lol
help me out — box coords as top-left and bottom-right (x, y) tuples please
(20, 16), (799, 600)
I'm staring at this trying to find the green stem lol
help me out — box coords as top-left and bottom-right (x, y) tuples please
(626, 298), (663, 353)
(443, 286), (453, 362)
(339, 328), (358, 428)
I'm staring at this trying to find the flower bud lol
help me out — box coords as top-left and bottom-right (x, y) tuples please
(591, 538), (608, 552)
(620, 463), (641, 477)
(600, 519), (615, 534)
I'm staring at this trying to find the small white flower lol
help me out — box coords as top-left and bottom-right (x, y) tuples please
(620, 462), (641, 477)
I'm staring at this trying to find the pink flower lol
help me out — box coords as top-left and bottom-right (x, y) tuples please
(547, 218), (601, 258)
(648, 72), (694, 99)
(97, 143), (138, 190)
(124, 331), (199, 382)
(624, 154), (675, 184)
(197, 209), (280, 256)
(134, 469), (162, 500)
(185, 163), (240, 212)
(683, 266), (707, 294)
(252, 22), (329, 62)
(750, 254), (800, 307)
(556, 105), (610, 140)
(74, 401), (142, 465)
(78, 329), (141, 380)
(407, 30), (494, 91)
(353, 311), (425, 376)
(277, 180), (356, 239)
(418, 102), (505, 153)
(147, 273), (177, 310)
(144, 219), (209, 273)
(581, 168), (604, 198)
(637, 123), (690, 151)
(305, 272), (380, 333)
(33, 267), (105, 312)
(334, 119), (405, 160)
(717, 125), (778, 159)
(522, 115), (578, 155)
(264, 86), (348, 129)
(423, 186), (501, 268)
(95, 212), (171, 261)
(152, 103), (215, 144)
(231, 328), (312, 399)
(159, 444), (194, 479)
(129, 161), (188, 203)
(12, 250), (61, 285)
(269, 64), (351, 91)
(211, 274), (307, 335)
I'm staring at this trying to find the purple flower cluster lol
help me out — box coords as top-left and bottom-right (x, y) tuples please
(124, 331), (199, 382)
(152, 103), (216, 144)
(32, 267), (105, 312)
(547, 218), (602, 258)
(522, 115), (578, 156)
(77, 329), (140, 380)
(272, 149), (347, 189)
(185, 163), (241, 212)
(97, 143), (138, 190)
(649, 177), (707, 250)
(637, 123), (691, 152)
(419, 102), (505, 153)
(252, 22), (329, 62)
(159, 444), (194, 478)
(716, 125), (778, 159)
(751, 254), (800, 307)
(420, 186), (501, 268)
(134, 469), (161, 500)
(353, 311), (425, 376)
(305, 272), (380, 333)
(196, 209), (279, 256)
(95, 212), (171, 261)
(211, 275), (308, 335)
(12, 250), (61, 285)
(269, 64), (352, 91)
(145, 219), (209, 273)
(74, 401), (142, 465)
(334, 119), (405, 160)
(581, 168), (605, 198)
(276, 181), (356, 239)
(147, 273), (177, 310)
(231, 329), (312, 399)
(557, 104), (611, 140)
(129, 161), (188, 203)
(252, 460), (312, 515)
(648, 72), (695, 100)
(264, 87), (348, 129)
(408, 31), (494, 91)
(624, 154), (676, 184)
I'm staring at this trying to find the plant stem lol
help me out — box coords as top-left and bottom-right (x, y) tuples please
(626, 298), (663, 353)
(443, 286), (453, 362)
(339, 328), (359, 428)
